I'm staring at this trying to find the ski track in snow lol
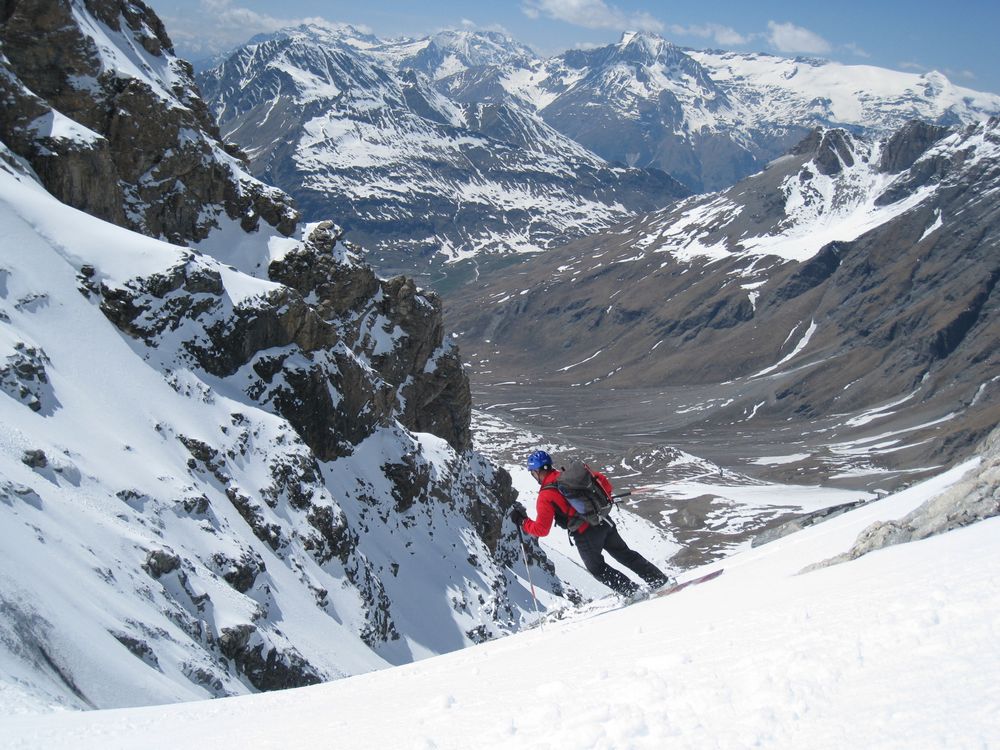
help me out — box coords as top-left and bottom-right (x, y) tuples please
(1, 461), (997, 749)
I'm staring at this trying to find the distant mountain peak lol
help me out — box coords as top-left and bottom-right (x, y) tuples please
(618, 30), (670, 53)
(198, 24), (688, 278)
(287, 21), (381, 46)
(429, 28), (537, 63)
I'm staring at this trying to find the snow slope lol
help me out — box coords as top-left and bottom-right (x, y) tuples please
(3, 456), (996, 748)
(0, 146), (541, 712)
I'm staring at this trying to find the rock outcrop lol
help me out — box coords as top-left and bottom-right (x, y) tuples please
(0, 0), (297, 243)
(267, 223), (472, 452)
(801, 425), (1000, 573)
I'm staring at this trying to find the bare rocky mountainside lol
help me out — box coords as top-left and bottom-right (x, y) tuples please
(0, 0), (560, 711)
(450, 120), (1000, 485)
(0, 0), (297, 244)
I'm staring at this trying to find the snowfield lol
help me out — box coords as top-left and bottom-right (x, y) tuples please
(2, 459), (997, 749)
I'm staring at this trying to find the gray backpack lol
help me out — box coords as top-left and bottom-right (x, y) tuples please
(543, 460), (614, 531)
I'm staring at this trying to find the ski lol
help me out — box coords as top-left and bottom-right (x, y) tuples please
(523, 569), (725, 630)
(649, 568), (724, 598)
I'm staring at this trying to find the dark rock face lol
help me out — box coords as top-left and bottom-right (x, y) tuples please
(0, 342), (55, 413)
(0, 0), (297, 243)
(211, 550), (266, 593)
(112, 632), (161, 669)
(267, 223), (473, 453)
(218, 624), (323, 692)
(143, 549), (182, 578)
(95, 233), (453, 459)
(815, 131), (855, 175)
(879, 120), (952, 173)
(768, 243), (844, 305)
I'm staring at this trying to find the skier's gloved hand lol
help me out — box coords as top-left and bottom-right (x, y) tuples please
(509, 507), (527, 526)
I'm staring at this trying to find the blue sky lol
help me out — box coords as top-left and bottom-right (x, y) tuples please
(148, 0), (1000, 94)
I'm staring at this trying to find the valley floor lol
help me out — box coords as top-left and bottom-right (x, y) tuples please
(2, 460), (997, 749)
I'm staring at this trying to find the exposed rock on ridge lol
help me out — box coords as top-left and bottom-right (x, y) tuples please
(801, 424), (1000, 573)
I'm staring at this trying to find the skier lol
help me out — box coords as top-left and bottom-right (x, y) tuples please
(510, 450), (671, 597)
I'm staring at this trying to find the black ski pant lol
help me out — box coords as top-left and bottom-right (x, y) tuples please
(573, 522), (669, 596)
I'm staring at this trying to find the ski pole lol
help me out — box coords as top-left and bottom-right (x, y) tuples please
(516, 526), (543, 627)
(617, 485), (660, 496)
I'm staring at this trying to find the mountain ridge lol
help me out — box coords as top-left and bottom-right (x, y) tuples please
(198, 24), (1000, 283)
(197, 24), (687, 284)
(491, 30), (1000, 192)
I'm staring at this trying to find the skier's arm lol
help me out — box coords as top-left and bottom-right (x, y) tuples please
(522, 492), (556, 537)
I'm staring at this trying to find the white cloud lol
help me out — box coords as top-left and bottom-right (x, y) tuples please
(843, 42), (871, 59)
(198, 0), (332, 34)
(668, 23), (749, 47)
(162, 0), (366, 58)
(453, 18), (514, 35)
(766, 20), (832, 55)
(522, 0), (663, 32)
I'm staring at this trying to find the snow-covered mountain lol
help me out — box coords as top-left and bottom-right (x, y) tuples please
(0, 0), (576, 711)
(196, 24), (1000, 282)
(196, 23), (686, 283)
(450, 119), (1000, 478)
(3, 0), (996, 720)
(471, 30), (1000, 192)
(4, 431), (997, 745)
(369, 28), (539, 80)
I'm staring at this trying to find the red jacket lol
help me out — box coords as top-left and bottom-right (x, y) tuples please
(521, 467), (614, 537)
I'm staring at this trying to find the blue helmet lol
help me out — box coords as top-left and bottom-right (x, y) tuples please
(526, 450), (553, 471)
